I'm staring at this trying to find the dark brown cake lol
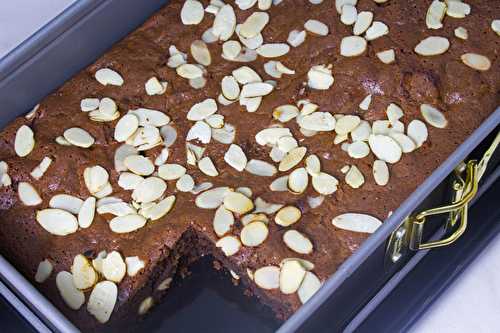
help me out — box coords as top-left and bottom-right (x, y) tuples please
(0, 0), (498, 330)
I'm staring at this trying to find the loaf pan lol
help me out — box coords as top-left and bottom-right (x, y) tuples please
(0, 0), (499, 332)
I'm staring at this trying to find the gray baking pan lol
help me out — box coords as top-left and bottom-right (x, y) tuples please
(0, 1), (499, 332)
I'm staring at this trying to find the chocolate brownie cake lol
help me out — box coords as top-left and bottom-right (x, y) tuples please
(0, 0), (498, 330)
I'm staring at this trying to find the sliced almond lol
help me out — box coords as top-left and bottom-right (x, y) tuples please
(277, 136), (298, 153)
(158, 164), (186, 180)
(78, 197), (96, 228)
(492, 20), (500, 36)
(190, 40), (211, 66)
(118, 172), (144, 191)
(113, 114), (138, 143)
(365, 21), (389, 41)
(307, 65), (334, 90)
(273, 105), (299, 123)
(335, 115), (360, 135)
(145, 77), (167, 96)
(176, 64), (203, 79)
(256, 43), (290, 58)
(345, 165), (365, 188)
(125, 256), (145, 277)
(426, 0), (446, 29)
(129, 108), (170, 127)
(157, 277), (173, 291)
(92, 251), (107, 274)
(283, 230), (313, 254)
(288, 168), (309, 194)
(35, 259), (53, 283)
(254, 266), (280, 289)
(31, 157), (53, 180)
(368, 135), (402, 164)
(187, 98), (218, 120)
(307, 195), (324, 209)
(181, 0), (204, 25)
(114, 144), (138, 172)
(18, 182), (42, 206)
(213, 205), (234, 236)
(279, 147), (307, 172)
(407, 119), (428, 147)
(347, 141), (370, 159)
(373, 160), (389, 186)
(98, 201), (136, 217)
(49, 194), (82, 214)
(14, 125), (35, 157)
(224, 144), (247, 171)
(109, 214), (147, 233)
(332, 213), (382, 233)
(304, 19), (329, 36)
(198, 156), (218, 177)
(287, 29), (307, 47)
(36, 209), (78, 236)
(359, 94), (372, 111)
(240, 221), (269, 246)
(340, 36), (367, 57)
(232, 66), (262, 84)
(80, 98), (100, 112)
(64, 127), (94, 148)
(311, 172), (338, 195)
(132, 177), (167, 203)
(222, 40), (242, 60)
(102, 251), (126, 283)
(305, 155), (321, 176)
(87, 281), (117, 324)
(270, 175), (289, 191)
(195, 187), (231, 209)
(187, 121), (211, 143)
(140, 195), (176, 221)
(223, 191), (254, 214)
(56, 271), (85, 310)
(460, 53), (491, 71)
(176, 174), (195, 192)
(275, 206), (301, 226)
(298, 271), (321, 304)
(376, 49), (395, 64)
(446, 1), (470, 18)
(414, 36), (450, 56)
(240, 12), (269, 38)
(216, 236), (241, 256)
(124, 155), (154, 176)
(354, 11), (373, 35)
(221, 76), (240, 100)
(72, 254), (98, 290)
(420, 104), (448, 128)
(340, 4), (357, 25)
(298, 112), (337, 131)
(454, 26), (468, 40)
(95, 68), (123, 86)
(279, 260), (306, 294)
(240, 82), (274, 98)
(245, 159), (277, 176)
(212, 4), (236, 41)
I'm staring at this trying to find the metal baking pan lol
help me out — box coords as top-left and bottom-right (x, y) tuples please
(0, 1), (499, 332)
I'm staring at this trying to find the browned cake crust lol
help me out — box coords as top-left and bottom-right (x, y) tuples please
(0, 0), (498, 331)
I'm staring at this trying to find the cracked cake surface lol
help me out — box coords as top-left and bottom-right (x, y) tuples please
(0, 0), (498, 330)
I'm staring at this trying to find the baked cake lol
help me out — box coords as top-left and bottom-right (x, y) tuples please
(0, 0), (498, 330)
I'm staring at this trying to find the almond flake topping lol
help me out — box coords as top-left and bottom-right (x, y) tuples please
(312, 172), (338, 195)
(126, 256), (145, 277)
(223, 191), (254, 214)
(71, 254), (98, 290)
(95, 68), (124, 86)
(368, 135), (402, 164)
(102, 251), (126, 283)
(14, 125), (35, 157)
(221, 75), (240, 100)
(213, 205), (235, 236)
(492, 20), (500, 36)
(176, 174), (195, 192)
(109, 214), (147, 233)
(187, 98), (218, 120)
(345, 165), (365, 188)
(78, 197), (96, 228)
(304, 19), (329, 36)
(353, 11), (373, 35)
(198, 156), (219, 176)
(56, 271), (85, 310)
(87, 281), (117, 324)
(279, 260), (306, 294)
(373, 160), (389, 186)
(224, 144), (248, 171)
(298, 271), (321, 304)
(376, 49), (395, 64)
(279, 147), (307, 172)
(420, 104), (448, 128)
(18, 182), (42, 206)
(426, 0), (446, 30)
(283, 230), (313, 254)
(454, 27), (468, 40)
(145, 77), (167, 96)
(124, 155), (154, 176)
(245, 159), (277, 176)
(81, 98), (100, 112)
(181, 0), (205, 25)
(240, 12), (269, 38)
(332, 213), (382, 233)
(64, 127), (95, 148)
(307, 65), (334, 90)
(460, 53), (492, 71)
(365, 21), (389, 41)
(340, 36), (367, 57)
(256, 43), (290, 58)
(114, 114), (139, 142)
(140, 195), (176, 221)
(275, 206), (301, 226)
(212, 4), (237, 41)
(341, 4), (357, 25)
(407, 120), (428, 148)
(216, 236), (241, 256)
(287, 30), (307, 47)
(49, 194), (83, 214)
(31, 157), (53, 180)
(36, 209), (78, 236)
(414, 36), (450, 56)
(240, 221), (269, 246)
(132, 177), (167, 203)
(35, 259), (53, 283)
(254, 266), (280, 289)
(446, 1), (470, 18)
(196, 187), (231, 209)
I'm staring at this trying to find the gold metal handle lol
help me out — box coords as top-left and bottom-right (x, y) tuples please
(408, 160), (478, 250)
